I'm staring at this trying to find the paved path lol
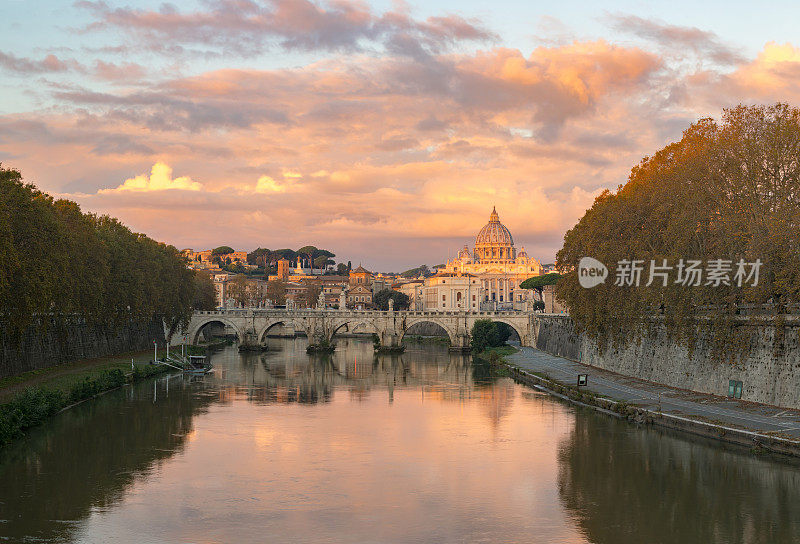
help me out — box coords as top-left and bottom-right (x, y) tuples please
(508, 346), (800, 440)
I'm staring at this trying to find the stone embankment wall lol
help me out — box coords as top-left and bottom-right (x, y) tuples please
(533, 315), (800, 409)
(0, 317), (165, 380)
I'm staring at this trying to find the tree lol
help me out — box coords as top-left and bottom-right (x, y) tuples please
(248, 247), (271, 267)
(193, 271), (216, 310)
(265, 280), (287, 305)
(0, 164), (195, 338)
(222, 261), (246, 274)
(314, 255), (335, 269)
(226, 275), (252, 308)
(520, 272), (561, 301)
(336, 263), (349, 275)
(373, 289), (410, 310)
(470, 319), (500, 353)
(300, 283), (322, 308)
(555, 103), (800, 357)
(401, 265), (432, 278)
(212, 246), (234, 255)
(272, 249), (297, 262)
(297, 245), (317, 272)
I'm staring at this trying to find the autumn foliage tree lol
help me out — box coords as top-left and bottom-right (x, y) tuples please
(555, 104), (800, 356)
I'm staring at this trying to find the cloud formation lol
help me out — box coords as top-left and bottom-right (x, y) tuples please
(76, 0), (496, 57)
(100, 162), (203, 192)
(0, 51), (73, 74)
(4, 2), (800, 268)
(608, 15), (745, 65)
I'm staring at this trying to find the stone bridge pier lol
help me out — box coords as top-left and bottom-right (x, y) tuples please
(184, 309), (535, 352)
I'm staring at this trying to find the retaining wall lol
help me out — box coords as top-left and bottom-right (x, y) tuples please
(533, 315), (800, 409)
(0, 317), (166, 379)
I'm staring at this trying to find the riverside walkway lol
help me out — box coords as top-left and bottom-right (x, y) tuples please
(508, 346), (800, 442)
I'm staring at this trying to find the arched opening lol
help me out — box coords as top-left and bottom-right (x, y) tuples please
(259, 321), (295, 343)
(489, 320), (522, 345)
(401, 321), (452, 346)
(330, 320), (379, 342)
(194, 320), (239, 345)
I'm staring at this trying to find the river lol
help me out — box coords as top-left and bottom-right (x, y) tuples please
(1, 337), (799, 543)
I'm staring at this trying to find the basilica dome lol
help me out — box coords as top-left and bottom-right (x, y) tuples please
(474, 207), (515, 262)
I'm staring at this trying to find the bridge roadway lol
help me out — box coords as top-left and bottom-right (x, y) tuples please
(185, 308), (535, 350)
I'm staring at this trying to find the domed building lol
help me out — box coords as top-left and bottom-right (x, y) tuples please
(474, 207), (516, 262)
(430, 207), (542, 309)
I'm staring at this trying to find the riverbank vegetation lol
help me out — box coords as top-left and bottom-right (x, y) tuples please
(470, 319), (515, 353)
(470, 320), (519, 377)
(0, 362), (171, 446)
(0, 165), (200, 338)
(555, 103), (800, 357)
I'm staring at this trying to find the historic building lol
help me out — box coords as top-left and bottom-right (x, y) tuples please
(439, 207), (542, 308)
(421, 273), (484, 311)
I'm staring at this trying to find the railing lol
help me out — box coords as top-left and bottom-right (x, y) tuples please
(193, 308), (532, 317)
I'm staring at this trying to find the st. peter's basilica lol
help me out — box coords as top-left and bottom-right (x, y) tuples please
(439, 207), (542, 306)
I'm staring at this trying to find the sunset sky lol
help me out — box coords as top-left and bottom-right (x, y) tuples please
(2, 1), (799, 270)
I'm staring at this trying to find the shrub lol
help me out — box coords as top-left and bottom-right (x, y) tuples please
(0, 388), (65, 445)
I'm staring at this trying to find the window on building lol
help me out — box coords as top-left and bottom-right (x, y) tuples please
(442, 295), (446, 301)
(472, 295), (476, 301)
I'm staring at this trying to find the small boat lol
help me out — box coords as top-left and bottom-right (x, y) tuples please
(185, 355), (213, 374)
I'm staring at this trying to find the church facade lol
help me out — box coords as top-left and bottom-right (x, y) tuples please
(435, 207), (542, 308)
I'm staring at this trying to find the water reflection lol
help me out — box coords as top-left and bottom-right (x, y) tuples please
(1, 338), (799, 543)
(558, 411), (800, 544)
(0, 374), (215, 543)
(211, 338), (483, 406)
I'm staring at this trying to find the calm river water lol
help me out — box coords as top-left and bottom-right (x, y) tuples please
(1, 338), (799, 543)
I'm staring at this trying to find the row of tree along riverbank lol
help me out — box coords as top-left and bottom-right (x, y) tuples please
(0, 165), (212, 379)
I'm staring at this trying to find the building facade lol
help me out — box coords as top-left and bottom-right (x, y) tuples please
(395, 280), (424, 310)
(439, 207), (542, 309)
(421, 273), (484, 311)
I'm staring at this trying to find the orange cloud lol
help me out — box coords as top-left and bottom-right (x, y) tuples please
(7, 36), (799, 268)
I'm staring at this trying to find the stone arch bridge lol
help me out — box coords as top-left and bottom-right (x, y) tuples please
(184, 309), (536, 350)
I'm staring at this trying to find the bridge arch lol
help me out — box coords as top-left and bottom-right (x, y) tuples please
(473, 317), (528, 346)
(400, 318), (457, 346)
(189, 316), (244, 345)
(330, 318), (381, 341)
(257, 320), (305, 343)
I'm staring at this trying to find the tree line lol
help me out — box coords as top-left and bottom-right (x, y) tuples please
(246, 246), (341, 272)
(0, 165), (197, 337)
(555, 103), (800, 356)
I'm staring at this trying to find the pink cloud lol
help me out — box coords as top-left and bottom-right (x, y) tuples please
(5, 30), (800, 267)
